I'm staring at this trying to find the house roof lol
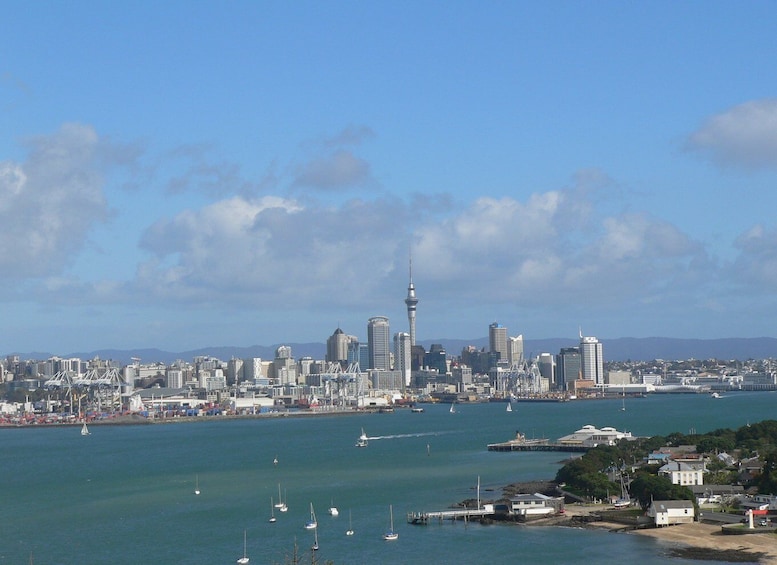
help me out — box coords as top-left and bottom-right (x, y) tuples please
(651, 500), (694, 511)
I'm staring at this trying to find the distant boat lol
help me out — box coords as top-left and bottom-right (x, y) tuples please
(194, 474), (200, 495)
(273, 456), (278, 465)
(383, 504), (398, 540)
(328, 498), (339, 516)
(410, 406), (424, 413)
(449, 402), (456, 414)
(711, 392), (722, 399)
(236, 529), (249, 564)
(80, 422), (90, 436)
(304, 502), (318, 530)
(356, 428), (368, 448)
(312, 521), (319, 551)
(269, 497), (277, 523)
(506, 402), (512, 413)
(620, 386), (626, 411)
(346, 509), (354, 536)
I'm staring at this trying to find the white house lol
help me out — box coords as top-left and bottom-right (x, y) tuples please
(647, 500), (695, 526)
(658, 461), (704, 486)
(508, 493), (564, 518)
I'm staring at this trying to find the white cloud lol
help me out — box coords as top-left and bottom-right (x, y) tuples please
(0, 123), (109, 276)
(687, 99), (777, 168)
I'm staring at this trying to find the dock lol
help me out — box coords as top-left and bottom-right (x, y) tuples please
(487, 440), (589, 452)
(407, 508), (493, 525)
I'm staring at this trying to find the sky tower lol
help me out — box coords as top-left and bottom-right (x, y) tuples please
(405, 256), (419, 346)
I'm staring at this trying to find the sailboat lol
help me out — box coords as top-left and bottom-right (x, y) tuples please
(236, 530), (249, 564)
(80, 422), (90, 436)
(449, 402), (456, 414)
(275, 484), (288, 512)
(506, 402), (513, 413)
(345, 509), (354, 536)
(304, 502), (318, 530)
(312, 523), (319, 551)
(356, 428), (368, 448)
(194, 474), (200, 495)
(383, 504), (398, 540)
(269, 497), (277, 523)
(328, 498), (339, 516)
(620, 386), (626, 412)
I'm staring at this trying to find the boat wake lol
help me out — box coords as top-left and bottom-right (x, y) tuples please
(365, 431), (453, 441)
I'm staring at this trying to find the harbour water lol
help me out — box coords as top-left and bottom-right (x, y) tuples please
(2, 392), (774, 564)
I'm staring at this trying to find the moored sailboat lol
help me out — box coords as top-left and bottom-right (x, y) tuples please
(304, 502), (318, 530)
(383, 504), (398, 540)
(236, 529), (249, 564)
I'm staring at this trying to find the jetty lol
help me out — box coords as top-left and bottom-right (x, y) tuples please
(487, 432), (588, 452)
(488, 425), (634, 452)
(407, 508), (492, 525)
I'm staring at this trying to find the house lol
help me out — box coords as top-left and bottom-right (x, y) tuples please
(658, 460), (704, 486)
(647, 500), (695, 526)
(507, 493), (564, 519)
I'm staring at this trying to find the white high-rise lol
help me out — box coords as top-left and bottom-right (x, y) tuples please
(394, 332), (412, 389)
(579, 333), (604, 385)
(508, 335), (524, 367)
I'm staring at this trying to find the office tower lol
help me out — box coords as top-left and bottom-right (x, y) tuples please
(405, 257), (419, 346)
(508, 335), (524, 367)
(489, 322), (508, 364)
(367, 316), (391, 370)
(580, 333), (604, 385)
(394, 332), (412, 388)
(537, 353), (556, 386)
(556, 347), (581, 391)
(326, 327), (349, 364)
(424, 344), (447, 376)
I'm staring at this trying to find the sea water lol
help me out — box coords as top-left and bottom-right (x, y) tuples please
(1, 392), (774, 564)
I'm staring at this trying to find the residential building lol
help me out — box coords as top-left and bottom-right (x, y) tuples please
(658, 461), (704, 486)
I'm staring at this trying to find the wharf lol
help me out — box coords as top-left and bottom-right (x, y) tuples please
(487, 438), (589, 452)
(407, 508), (492, 525)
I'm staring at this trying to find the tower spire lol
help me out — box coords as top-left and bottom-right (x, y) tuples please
(405, 250), (418, 347)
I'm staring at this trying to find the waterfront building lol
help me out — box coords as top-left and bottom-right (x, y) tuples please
(242, 357), (264, 384)
(489, 322), (508, 366)
(556, 347), (581, 391)
(367, 316), (391, 370)
(579, 333), (604, 385)
(404, 257), (419, 347)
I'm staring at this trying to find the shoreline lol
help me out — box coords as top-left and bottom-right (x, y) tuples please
(498, 482), (777, 564)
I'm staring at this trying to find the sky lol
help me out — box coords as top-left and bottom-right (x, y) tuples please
(3, 1), (777, 354)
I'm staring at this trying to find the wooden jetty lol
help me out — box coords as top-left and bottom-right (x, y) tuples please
(407, 508), (492, 525)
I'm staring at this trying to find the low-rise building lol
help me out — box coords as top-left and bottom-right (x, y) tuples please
(647, 500), (695, 526)
(658, 461), (704, 486)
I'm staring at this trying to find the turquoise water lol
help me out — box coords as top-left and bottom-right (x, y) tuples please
(1, 392), (774, 564)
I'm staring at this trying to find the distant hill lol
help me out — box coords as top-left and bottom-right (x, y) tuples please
(8, 337), (777, 365)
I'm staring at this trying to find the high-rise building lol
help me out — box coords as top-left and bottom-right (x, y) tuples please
(367, 316), (391, 370)
(405, 258), (419, 346)
(394, 332), (412, 388)
(580, 334), (604, 385)
(556, 347), (581, 391)
(508, 335), (524, 367)
(326, 327), (349, 364)
(489, 322), (508, 365)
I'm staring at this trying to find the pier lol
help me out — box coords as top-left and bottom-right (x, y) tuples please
(487, 440), (589, 452)
(407, 508), (493, 525)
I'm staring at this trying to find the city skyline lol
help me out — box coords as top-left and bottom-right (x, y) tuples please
(3, 4), (777, 353)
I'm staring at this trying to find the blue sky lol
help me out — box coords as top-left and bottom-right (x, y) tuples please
(3, 1), (777, 354)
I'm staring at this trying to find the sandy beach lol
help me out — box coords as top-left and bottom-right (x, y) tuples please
(631, 523), (777, 564)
